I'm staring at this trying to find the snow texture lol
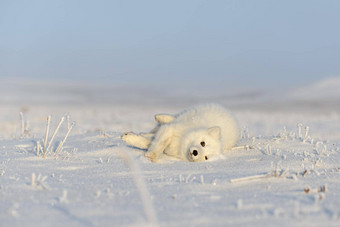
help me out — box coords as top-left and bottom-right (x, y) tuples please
(1, 78), (340, 226)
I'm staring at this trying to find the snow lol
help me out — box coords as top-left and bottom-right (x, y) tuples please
(289, 77), (340, 101)
(1, 78), (340, 226)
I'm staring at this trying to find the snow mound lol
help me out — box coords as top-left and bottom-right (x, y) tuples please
(289, 77), (340, 101)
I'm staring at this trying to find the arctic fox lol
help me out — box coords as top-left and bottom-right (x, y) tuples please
(122, 103), (239, 162)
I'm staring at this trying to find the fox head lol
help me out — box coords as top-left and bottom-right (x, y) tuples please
(180, 127), (222, 162)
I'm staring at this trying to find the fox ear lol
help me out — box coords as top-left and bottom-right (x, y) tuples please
(207, 127), (221, 139)
(155, 114), (175, 124)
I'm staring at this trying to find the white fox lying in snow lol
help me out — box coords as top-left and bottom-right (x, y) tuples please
(122, 103), (239, 162)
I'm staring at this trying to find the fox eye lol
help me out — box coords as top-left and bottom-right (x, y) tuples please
(200, 141), (205, 147)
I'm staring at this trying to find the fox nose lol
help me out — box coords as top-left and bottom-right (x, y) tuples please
(192, 150), (198, 156)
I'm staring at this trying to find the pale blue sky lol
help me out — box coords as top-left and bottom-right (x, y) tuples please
(1, 0), (340, 89)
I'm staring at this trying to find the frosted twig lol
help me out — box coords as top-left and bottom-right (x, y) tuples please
(319, 184), (327, 193)
(297, 123), (303, 140)
(230, 174), (269, 183)
(46, 116), (65, 153)
(315, 141), (324, 154)
(277, 126), (288, 140)
(55, 122), (75, 154)
(189, 176), (197, 183)
(31, 173), (36, 186)
(266, 145), (272, 155)
(302, 169), (308, 177)
(236, 199), (243, 210)
(119, 151), (158, 226)
(232, 145), (254, 150)
(66, 115), (70, 130)
(31, 173), (49, 190)
(273, 162), (280, 177)
(36, 141), (42, 157)
(241, 127), (250, 139)
(304, 184), (327, 194)
(303, 126), (310, 143)
(231, 168), (293, 183)
(19, 112), (25, 137)
(185, 174), (192, 183)
(25, 120), (30, 135)
(280, 168), (290, 178)
(43, 116), (51, 156)
(322, 145), (327, 154)
(200, 175), (204, 184)
(179, 174), (183, 183)
(59, 190), (69, 204)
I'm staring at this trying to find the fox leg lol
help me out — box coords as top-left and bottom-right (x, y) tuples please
(145, 125), (173, 162)
(148, 114), (175, 134)
(121, 132), (152, 150)
(154, 114), (174, 124)
(140, 132), (155, 139)
(122, 114), (174, 157)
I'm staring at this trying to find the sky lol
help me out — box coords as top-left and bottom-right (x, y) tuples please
(1, 0), (340, 90)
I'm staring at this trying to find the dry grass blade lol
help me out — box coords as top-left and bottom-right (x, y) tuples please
(43, 116), (51, 156)
(46, 116), (65, 153)
(230, 174), (269, 183)
(55, 122), (75, 154)
(119, 150), (158, 226)
(19, 112), (25, 137)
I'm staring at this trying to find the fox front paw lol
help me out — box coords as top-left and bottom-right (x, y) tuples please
(144, 151), (158, 162)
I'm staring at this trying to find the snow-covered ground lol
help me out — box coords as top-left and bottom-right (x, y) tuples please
(1, 78), (340, 226)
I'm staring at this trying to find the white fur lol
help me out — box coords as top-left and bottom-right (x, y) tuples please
(122, 103), (239, 162)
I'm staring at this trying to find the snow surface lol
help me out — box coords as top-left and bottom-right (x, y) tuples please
(289, 77), (340, 102)
(1, 78), (340, 227)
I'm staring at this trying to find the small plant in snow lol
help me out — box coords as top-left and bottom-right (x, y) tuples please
(200, 175), (204, 184)
(297, 123), (311, 143)
(19, 112), (30, 138)
(241, 127), (250, 139)
(315, 141), (327, 155)
(58, 190), (69, 204)
(35, 114), (76, 158)
(36, 141), (42, 157)
(303, 126), (310, 143)
(95, 190), (102, 198)
(297, 123), (303, 140)
(55, 147), (78, 161)
(304, 184), (327, 196)
(236, 199), (243, 210)
(31, 173), (49, 190)
(278, 126), (288, 140)
(265, 144), (272, 155)
(230, 163), (297, 183)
